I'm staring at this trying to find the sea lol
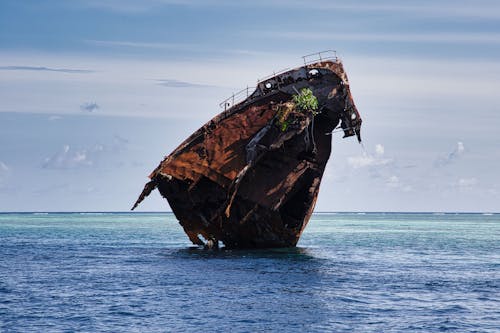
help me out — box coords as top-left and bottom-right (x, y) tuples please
(0, 212), (498, 332)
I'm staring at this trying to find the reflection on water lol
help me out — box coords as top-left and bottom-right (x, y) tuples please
(170, 246), (316, 260)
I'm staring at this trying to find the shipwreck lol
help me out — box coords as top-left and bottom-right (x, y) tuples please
(132, 50), (362, 248)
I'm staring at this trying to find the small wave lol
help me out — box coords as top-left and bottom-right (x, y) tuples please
(32, 212), (48, 215)
(482, 213), (494, 216)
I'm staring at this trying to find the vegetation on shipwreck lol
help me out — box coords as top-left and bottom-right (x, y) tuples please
(275, 88), (318, 132)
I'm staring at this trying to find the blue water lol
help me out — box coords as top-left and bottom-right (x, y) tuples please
(0, 212), (498, 332)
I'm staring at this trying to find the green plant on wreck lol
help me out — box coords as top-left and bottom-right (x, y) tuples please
(275, 102), (295, 132)
(293, 88), (318, 115)
(275, 88), (319, 132)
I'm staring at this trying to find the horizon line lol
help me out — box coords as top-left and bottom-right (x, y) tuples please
(0, 211), (498, 215)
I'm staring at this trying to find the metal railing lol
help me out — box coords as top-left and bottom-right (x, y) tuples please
(219, 86), (256, 110)
(257, 67), (292, 83)
(219, 50), (339, 109)
(302, 50), (338, 65)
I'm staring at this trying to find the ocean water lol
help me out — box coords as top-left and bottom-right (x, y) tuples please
(0, 212), (498, 332)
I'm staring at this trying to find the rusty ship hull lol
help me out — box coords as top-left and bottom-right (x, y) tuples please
(133, 52), (361, 248)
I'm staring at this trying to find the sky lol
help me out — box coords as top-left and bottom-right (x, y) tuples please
(1, 0), (499, 212)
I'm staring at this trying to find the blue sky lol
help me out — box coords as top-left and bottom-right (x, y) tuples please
(1, 0), (499, 212)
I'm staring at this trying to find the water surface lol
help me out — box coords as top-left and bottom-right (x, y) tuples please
(1, 212), (498, 332)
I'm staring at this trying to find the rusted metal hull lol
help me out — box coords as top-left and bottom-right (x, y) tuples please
(133, 57), (361, 248)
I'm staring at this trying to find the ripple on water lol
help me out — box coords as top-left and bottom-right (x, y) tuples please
(0, 212), (499, 332)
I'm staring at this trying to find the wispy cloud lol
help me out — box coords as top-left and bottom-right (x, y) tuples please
(0, 161), (10, 185)
(257, 31), (500, 45)
(279, 1), (500, 20)
(80, 102), (99, 112)
(70, 0), (192, 13)
(72, 0), (500, 19)
(85, 39), (194, 50)
(0, 66), (93, 73)
(0, 161), (8, 173)
(110, 135), (129, 153)
(85, 39), (279, 61)
(0, 161), (10, 186)
(157, 79), (213, 88)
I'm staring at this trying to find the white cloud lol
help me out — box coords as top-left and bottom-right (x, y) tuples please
(402, 185), (413, 192)
(347, 144), (391, 169)
(347, 154), (392, 169)
(375, 144), (385, 156)
(435, 141), (466, 167)
(458, 177), (477, 188)
(42, 145), (93, 169)
(386, 175), (413, 192)
(42, 137), (129, 170)
(347, 155), (371, 168)
(387, 175), (400, 188)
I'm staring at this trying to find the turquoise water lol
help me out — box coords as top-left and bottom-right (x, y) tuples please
(0, 212), (499, 332)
